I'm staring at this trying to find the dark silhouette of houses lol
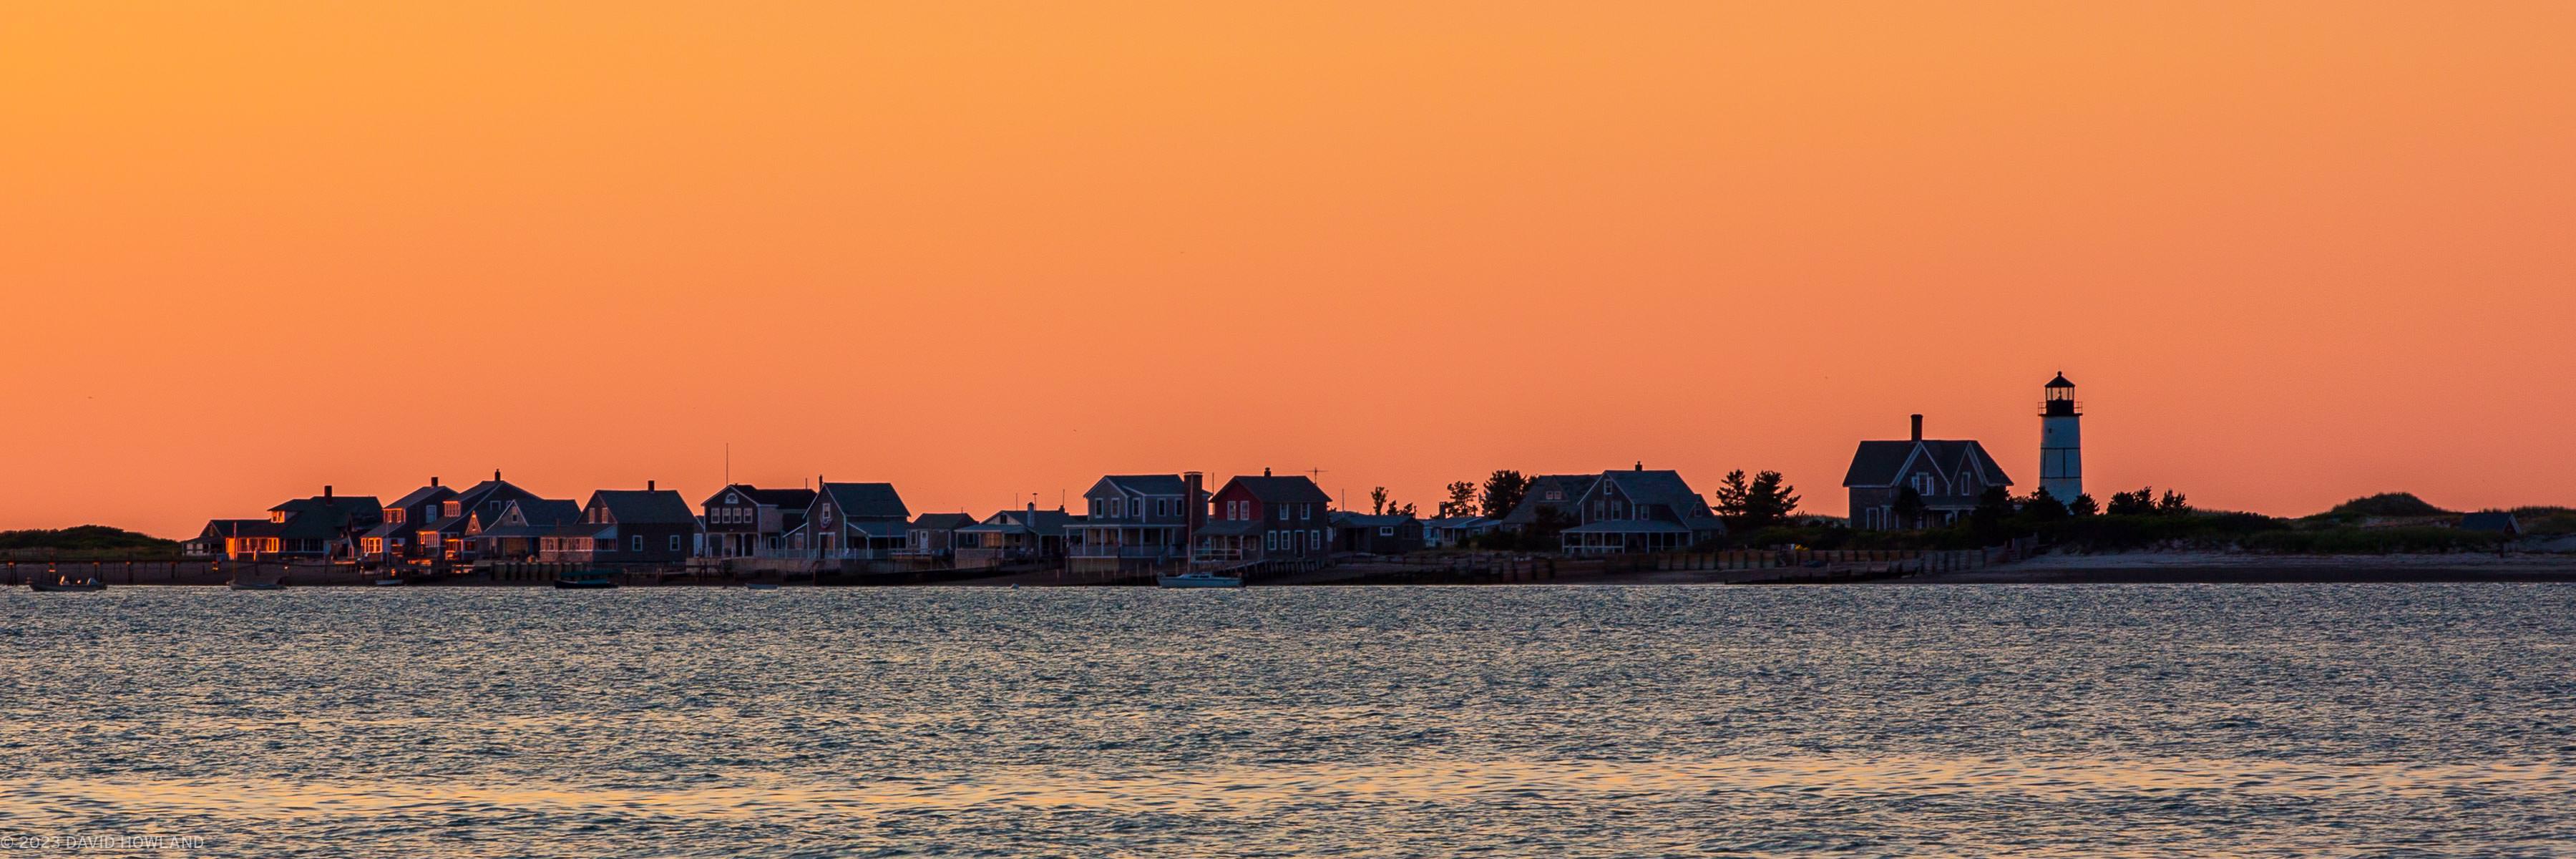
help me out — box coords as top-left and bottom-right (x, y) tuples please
(1843, 414), (2014, 530)
(2458, 512), (2522, 536)
(1498, 474), (1600, 538)
(543, 482), (700, 563)
(1330, 512), (1424, 555)
(235, 486), (381, 560)
(699, 484), (817, 558)
(956, 505), (1083, 566)
(1193, 470), (1332, 565)
(1066, 473), (1204, 569)
(900, 512), (980, 560)
(362, 477), (457, 563)
(416, 472), (542, 562)
(1556, 465), (1726, 554)
(805, 481), (912, 559)
(470, 498), (582, 560)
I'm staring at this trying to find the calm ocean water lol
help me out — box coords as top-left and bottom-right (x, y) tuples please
(2, 584), (2571, 858)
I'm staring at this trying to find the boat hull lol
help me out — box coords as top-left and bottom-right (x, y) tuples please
(228, 581), (286, 591)
(29, 582), (107, 593)
(553, 579), (618, 589)
(1157, 575), (1244, 589)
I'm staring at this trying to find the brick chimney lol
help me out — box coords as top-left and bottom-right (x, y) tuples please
(648, 480), (656, 492)
(1911, 414), (1923, 441)
(1264, 467), (1272, 477)
(431, 476), (440, 487)
(324, 485), (333, 499)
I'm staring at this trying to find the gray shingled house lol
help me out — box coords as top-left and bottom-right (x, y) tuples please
(1557, 465), (1726, 554)
(1842, 414), (2014, 530)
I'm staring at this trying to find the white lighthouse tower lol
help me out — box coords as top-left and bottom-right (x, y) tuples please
(2039, 372), (2083, 501)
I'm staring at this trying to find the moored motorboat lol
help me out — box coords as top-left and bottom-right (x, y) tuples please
(1156, 571), (1244, 588)
(29, 574), (107, 593)
(554, 570), (618, 589)
(228, 580), (286, 591)
(743, 581), (780, 591)
(368, 576), (406, 586)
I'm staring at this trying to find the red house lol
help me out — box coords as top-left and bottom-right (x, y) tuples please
(1191, 470), (1333, 566)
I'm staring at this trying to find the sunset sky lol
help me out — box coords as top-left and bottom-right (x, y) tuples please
(5, 2), (2572, 537)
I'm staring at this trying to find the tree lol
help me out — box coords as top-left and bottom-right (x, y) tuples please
(2021, 487), (2069, 523)
(2069, 493), (2100, 517)
(1479, 470), (1529, 519)
(1438, 481), (1480, 518)
(1745, 470), (1801, 528)
(1370, 487), (1390, 515)
(1970, 486), (2015, 532)
(2158, 490), (2192, 515)
(1892, 487), (1927, 529)
(1520, 506), (1571, 550)
(1712, 470), (1752, 523)
(2107, 487), (2157, 516)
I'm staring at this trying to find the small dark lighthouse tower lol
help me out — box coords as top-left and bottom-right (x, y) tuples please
(2039, 372), (2083, 501)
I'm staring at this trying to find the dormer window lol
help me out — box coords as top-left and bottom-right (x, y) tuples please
(443, 501), (462, 518)
(270, 511), (287, 523)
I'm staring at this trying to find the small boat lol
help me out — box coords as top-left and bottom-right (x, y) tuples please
(554, 570), (618, 590)
(228, 580), (286, 591)
(1157, 571), (1244, 589)
(29, 574), (107, 593)
(743, 582), (780, 591)
(368, 576), (406, 586)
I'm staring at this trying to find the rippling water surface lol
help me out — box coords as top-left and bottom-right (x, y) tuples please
(3, 584), (2572, 857)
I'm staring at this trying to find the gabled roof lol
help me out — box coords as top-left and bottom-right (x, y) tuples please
(1501, 474), (1601, 525)
(1590, 469), (1722, 525)
(1843, 440), (2014, 488)
(449, 477), (542, 517)
(270, 494), (383, 520)
(1096, 474), (1189, 496)
(963, 508), (1083, 535)
(704, 485), (818, 509)
(1221, 475), (1332, 504)
(592, 490), (697, 525)
(910, 512), (978, 530)
(389, 484), (458, 510)
(508, 499), (584, 528)
(818, 482), (910, 520)
(278, 512), (357, 540)
(849, 520), (909, 539)
(204, 518), (281, 538)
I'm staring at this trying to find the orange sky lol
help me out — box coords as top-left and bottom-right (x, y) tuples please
(5, 2), (2572, 537)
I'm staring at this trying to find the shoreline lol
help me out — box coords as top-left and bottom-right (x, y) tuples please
(14, 551), (2576, 589)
